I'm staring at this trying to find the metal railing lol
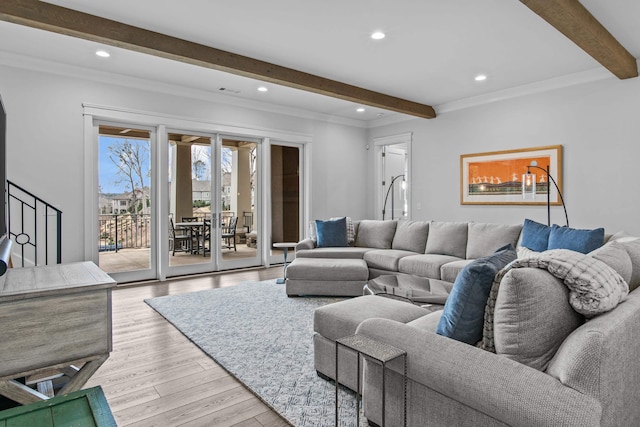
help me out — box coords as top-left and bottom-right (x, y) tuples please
(7, 180), (62, 266)
(99, 214), (151, 252)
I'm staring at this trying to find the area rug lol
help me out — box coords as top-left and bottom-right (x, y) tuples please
(145, 281), (365, 426)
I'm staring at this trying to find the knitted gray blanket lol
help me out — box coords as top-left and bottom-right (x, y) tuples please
(482, 249), (629, 352)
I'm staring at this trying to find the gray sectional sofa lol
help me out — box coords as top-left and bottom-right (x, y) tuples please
(290, 219), (523, 296)
(300, 219), (640, 426)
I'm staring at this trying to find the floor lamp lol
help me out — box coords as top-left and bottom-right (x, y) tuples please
(382, 174), (405, 220)
(522, 161), (569, 227)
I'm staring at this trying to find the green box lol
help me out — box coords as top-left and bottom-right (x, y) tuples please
(0, 387), (116, 427)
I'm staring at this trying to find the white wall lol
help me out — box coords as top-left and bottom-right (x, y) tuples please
(369, 76), (640, 236)
(0, 63), (368, 263)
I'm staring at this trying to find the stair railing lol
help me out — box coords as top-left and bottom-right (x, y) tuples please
(7, 180), (62, 266)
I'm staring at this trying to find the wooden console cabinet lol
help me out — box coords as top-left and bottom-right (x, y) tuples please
(0, 262), (116, 404)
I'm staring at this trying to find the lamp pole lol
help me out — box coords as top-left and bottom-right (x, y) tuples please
(382, 174), (405, 220)
(525, 163), (568, 227)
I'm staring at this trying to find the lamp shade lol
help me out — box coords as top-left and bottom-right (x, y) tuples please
(522, 173), (536, 199)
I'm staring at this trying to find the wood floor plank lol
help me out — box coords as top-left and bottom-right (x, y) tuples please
(182, 397), (275, 427)
(121, 381), (248, 426)
(153, 366), (228, 397)
(87, 266), (288, 426)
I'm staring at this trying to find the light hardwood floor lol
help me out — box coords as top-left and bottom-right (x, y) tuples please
(85, 267), (291, 427)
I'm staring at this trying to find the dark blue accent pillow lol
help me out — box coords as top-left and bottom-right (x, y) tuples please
(547, 225), (605, 254)
(436, 244), (517, 345)
(521, 219), (552, 251)
(315, 217), (348, 248)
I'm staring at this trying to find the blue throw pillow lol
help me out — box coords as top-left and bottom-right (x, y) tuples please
(436, 244), (517, 345)
(315, 217), (348, 248)
(548, 225), (605, 254)
(521, 218), (552, 252)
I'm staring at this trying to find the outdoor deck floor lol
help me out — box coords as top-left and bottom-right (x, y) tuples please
(99, 244), (284, 274)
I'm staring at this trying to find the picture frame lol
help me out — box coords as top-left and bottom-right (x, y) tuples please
(460, 145), (562, 205)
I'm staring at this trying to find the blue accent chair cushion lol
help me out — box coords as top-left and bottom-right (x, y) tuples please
(436, 244), (517, 345)
(521, 219), (552, 252)
(315, 217), (348, 248)
(548, 225), (605, 254)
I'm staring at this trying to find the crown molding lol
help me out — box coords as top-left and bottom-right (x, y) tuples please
(435, 67), (615, 115)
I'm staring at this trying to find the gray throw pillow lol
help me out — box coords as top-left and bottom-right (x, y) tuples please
(493, 268), (584, 371)
(589, 241), (633, 285)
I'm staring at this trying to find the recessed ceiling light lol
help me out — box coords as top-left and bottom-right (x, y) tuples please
(96, 50), (110, 58)
(371, 31), (386, 40)
(356, 107), (365, 113)
(257, 86), (268, 92)
(475, 74), (487, 81)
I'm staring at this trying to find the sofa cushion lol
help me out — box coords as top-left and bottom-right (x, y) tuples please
(436, 244), (517, 344)
(314, 295), (429, 341)
(355, 220), (397, 249)
(392, 220), (429, 253)
(466, 222), (522, 259)
(589, 241), (633, 285)
(493, 268), (584, 371)
(440, 259), (474, 283)
(295, 247), (372, 259)
(286, 258), (368, 281)
(315, 217), (348, 247)
(548, 225), (605, 254)
(521, 218), (552, 251)
(364, 249), (416, 272)
(398, 254), (463, 280)
(425, 221), (468, 258)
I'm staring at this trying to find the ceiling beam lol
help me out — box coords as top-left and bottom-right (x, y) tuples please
(521, 0), (638, 79)
(0, 0), (437, 119)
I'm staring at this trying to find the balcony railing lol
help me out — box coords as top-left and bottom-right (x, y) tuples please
(99, 214), (151, 252)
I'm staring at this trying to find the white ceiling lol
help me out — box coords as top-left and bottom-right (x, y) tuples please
(1, 0), (639, 124)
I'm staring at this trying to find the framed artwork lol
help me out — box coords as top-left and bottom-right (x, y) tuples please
(460, 145), (562, 205)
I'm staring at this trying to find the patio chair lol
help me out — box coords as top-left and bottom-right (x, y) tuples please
(242, 211), (253, 233)
(169, 218), (191, 255)
(222, 216), (238, 251)
(199, 218), (212, 257)
(181, 216), (199, 222)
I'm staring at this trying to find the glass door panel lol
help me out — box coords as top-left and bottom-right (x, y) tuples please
(269, 144), (301, 264)
(97, 125), (155, 282)
(218, 137), (261, 269)
(167, 132), (214, 270)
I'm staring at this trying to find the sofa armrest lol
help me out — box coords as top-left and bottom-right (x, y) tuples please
(295, 238), (316, 252)
(356, 318), (602, 427)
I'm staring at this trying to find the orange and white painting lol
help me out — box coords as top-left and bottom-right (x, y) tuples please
(460, 145), (562, 205)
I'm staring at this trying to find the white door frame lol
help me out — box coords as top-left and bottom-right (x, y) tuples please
(373, 132), (412, 220)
